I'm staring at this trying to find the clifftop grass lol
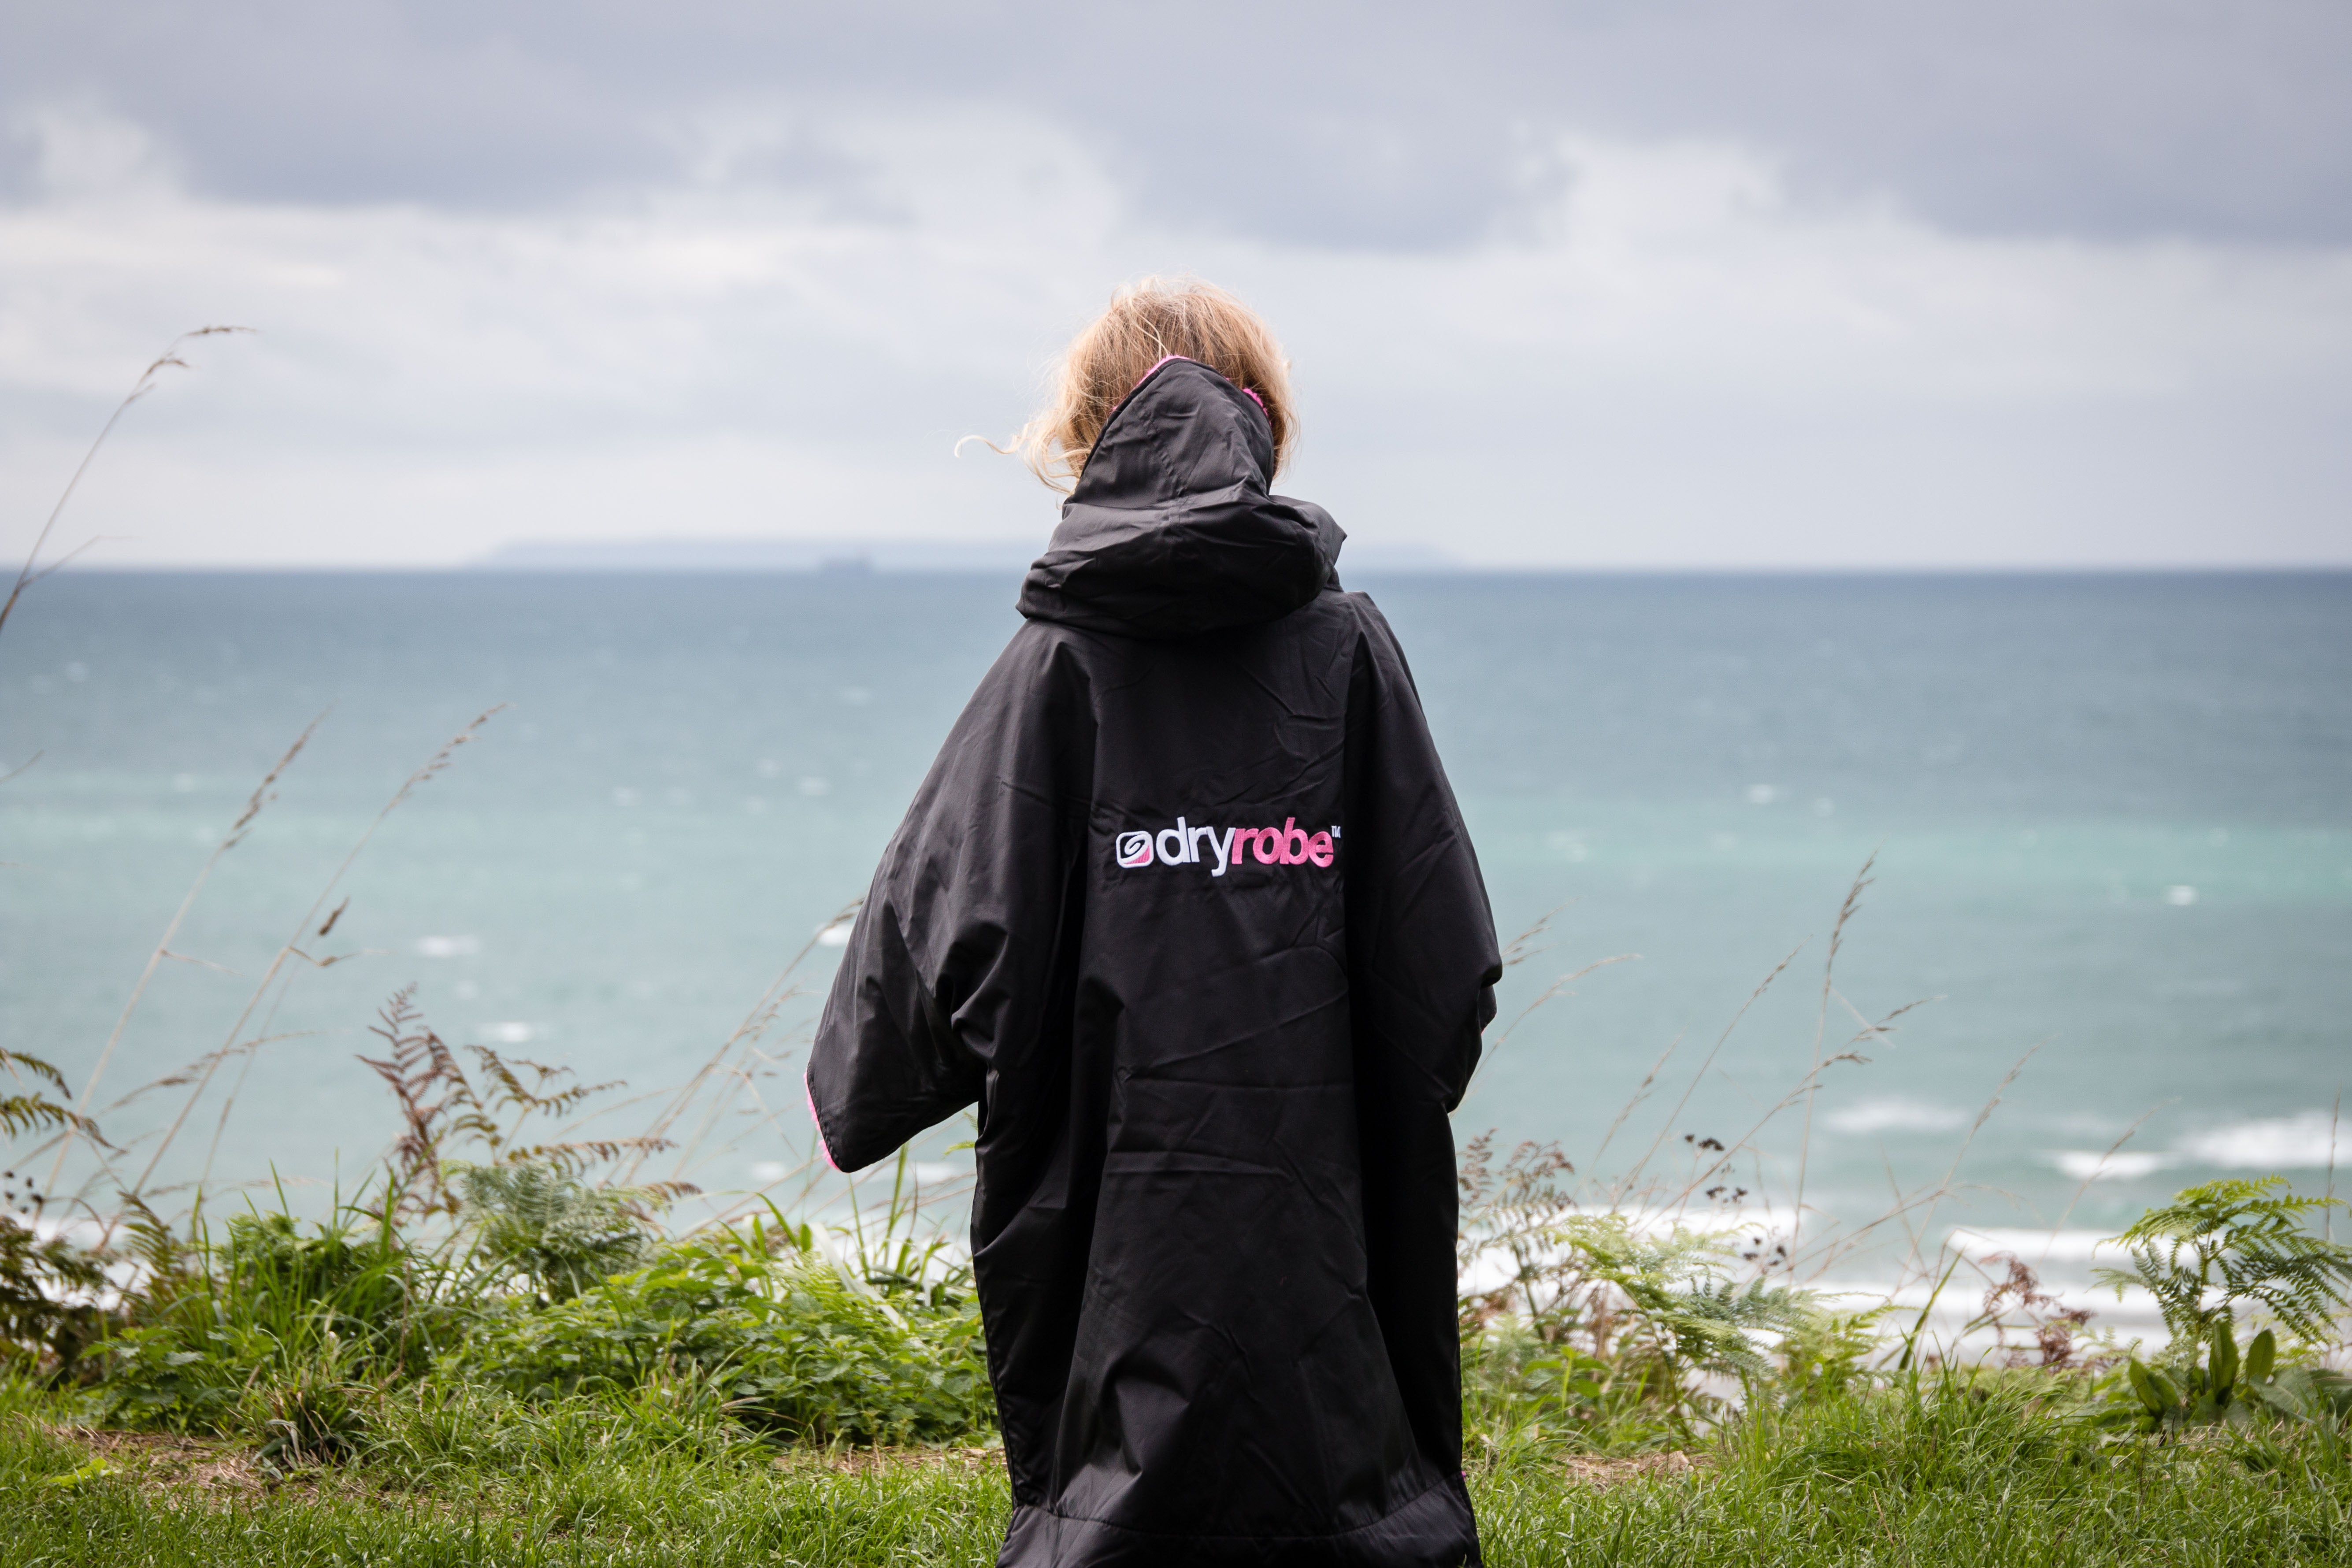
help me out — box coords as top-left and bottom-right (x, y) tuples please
(6, 1373), (2350, 1567)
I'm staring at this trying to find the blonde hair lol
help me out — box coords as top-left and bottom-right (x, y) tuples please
(1011, 276), (1296, 491)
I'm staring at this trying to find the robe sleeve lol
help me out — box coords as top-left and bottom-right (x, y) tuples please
(1343, 595), (1502, 1483)
(805, 626), (1090, 1173)
(1344, 599), (1502, 1107)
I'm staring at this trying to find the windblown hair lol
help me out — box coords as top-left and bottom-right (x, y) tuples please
(1010, 277), (1296, 491)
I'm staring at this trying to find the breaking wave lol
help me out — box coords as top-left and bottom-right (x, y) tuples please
(2177, 1109), (2347, 1169)
(1823, 1096), (1969, 1134)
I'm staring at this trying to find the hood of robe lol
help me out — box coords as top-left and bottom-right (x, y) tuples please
(1016, 357), (1347, 638)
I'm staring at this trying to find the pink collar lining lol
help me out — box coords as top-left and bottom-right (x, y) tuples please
(1135, 354), (1266, 415)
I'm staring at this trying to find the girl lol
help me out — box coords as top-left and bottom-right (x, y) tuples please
(808, 278), (1500, 1568)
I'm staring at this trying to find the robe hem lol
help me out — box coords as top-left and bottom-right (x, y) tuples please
(1005, 1468), (1466, 1543)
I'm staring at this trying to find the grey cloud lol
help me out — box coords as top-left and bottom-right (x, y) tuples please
(4, 0), (2348, 245)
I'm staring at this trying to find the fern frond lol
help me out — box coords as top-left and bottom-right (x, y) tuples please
(0, 1046), (100, 1143)
(2100, 1175), (2352, 1349)
(0, 1047), (71, 1097)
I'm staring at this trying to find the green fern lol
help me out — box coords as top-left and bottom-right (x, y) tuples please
(1, 1214), (109, 1372)
(450, 1161), (664, 1304)
(1556, 1214), (1822, 1425)
(2095, 1176), (2352, 1350)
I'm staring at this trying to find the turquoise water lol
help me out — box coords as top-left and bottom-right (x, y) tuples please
(3, 571), (2347, 1273)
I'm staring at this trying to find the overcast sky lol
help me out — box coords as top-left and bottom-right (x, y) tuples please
(4, 0), (2349, 567)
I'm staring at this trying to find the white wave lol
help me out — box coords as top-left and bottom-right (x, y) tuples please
(2179, 1110), (2348, 1169)
(1947, 1226), (2121, 1264)
(481, 1022), (537, 1045)
(1458, 1201), (1799, 1295)
(2051, 1149), (2174, 1181)
(816, 920), (853, 949)
(414, 934), (481, 958)
(1825, 1097), (1968, 1134)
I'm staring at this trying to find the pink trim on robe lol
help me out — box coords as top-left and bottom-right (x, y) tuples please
(805, 1073), (841, 1171)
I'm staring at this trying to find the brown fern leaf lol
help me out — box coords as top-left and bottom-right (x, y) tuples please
(0, 1047), (71, 1097)
(468, 1045), (619, 1121)
(1, 1046), (104, 1144)
(357, 986), (489, 1216)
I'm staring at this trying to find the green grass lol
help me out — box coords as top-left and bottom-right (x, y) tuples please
(5, 1376), (2349, 1566)
(1482, 1385), (2352, 1567)
(0, 1378), (1011, 1568)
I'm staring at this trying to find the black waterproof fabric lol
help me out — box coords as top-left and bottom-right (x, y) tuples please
(807, 359), (1502, 1568)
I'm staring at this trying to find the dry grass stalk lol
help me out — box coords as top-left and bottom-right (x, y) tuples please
(1474, 854), (2066, 1318)
(616, 898), (861, 1197)
(1791, 853), (1876, 1253)
(1606, 941), (1805, 1209)
(106, 707), (508, 1226)
(0, 326), (253, 645)
(44, 717), (325, 1194)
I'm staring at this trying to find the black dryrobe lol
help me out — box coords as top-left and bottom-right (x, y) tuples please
(806, 359), (1502, 1568)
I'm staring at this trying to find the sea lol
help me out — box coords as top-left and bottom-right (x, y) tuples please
(4, 569), (2348, 1307)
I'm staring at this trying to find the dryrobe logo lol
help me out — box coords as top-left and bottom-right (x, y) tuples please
(1113, 817), (1339, 876)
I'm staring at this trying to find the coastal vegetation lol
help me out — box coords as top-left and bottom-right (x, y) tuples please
(3, 986), (2348, 1562)
(3, 1183), (2350, 1567)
